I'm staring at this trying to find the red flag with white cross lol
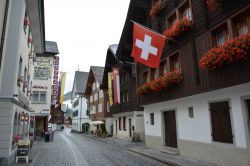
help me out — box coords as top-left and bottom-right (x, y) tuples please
(131, 22), (165, 68)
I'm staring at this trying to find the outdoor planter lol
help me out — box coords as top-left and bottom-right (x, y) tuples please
(149, 0), (166, 18)
(138, 71), (183, 95)
(205, 0), (223, 12)
(163, 18), (192, 43)
(199, 32), (250, 70)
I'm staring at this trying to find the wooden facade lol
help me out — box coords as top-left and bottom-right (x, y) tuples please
(85, 66), (112, 121)
(116, 0), (250, 106)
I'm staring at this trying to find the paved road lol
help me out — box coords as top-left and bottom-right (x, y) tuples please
(29, 129), (166, 166)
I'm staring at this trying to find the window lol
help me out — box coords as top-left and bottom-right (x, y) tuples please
(119, 117), (121, 130)
(90, 95), (93, 103)
(159, 60), (167, 76)
(27, 28), (32, 47)
(122, 91), (128, 103)
(98, 103), (102, 113)
(73, 110), (78, 117)
(23, 10), (28, 33)
(188, 107), (194, 118)
(123, 117), (126, 131)
(167, 13), (177, 29)
(17, 57), (23, 86)
(179, 1), (192, 20)
(99, 90), (103, 99)
(73, 99), (79, 107)
(210, 101), (233, 144)
(211, 23), (229, 47)
(121, 72), (129, 83)
(92, 106), (96, 114)
(150, 68), (157, 80)
(170, 53), (180, 72)
(143, 71), (149, 83)
(94, 93), (98, 101)
(32, 91), (46, 103)
(150, 113), (154, 125)
(107, 102), (110, 112)
(92, 82), (96, 91)
(34, 66), (49, 80)
(232, 11), (249, 37)
(23, 67), (27, 92)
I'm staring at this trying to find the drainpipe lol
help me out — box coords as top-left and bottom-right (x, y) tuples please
(0, 0), (9, 68)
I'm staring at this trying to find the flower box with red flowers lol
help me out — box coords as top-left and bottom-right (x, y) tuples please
(205, 0), (223, 12)
(163, 18), (193, 43)
(149, 0), (166, 18)
(24, 19), (30, 27)
(137, 71), (183, 95)
(28, 37), (32, 43)
(199, 32), (250, 70)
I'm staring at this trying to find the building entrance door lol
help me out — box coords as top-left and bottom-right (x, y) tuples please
(129, 119), (132, 138)
(245, 99), (250, 165)
(115, 120), (117, 136)
(164, 111), (177, 148)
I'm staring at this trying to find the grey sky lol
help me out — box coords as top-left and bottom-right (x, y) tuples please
(44, 0), (130, 93)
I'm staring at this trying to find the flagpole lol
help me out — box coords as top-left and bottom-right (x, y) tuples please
(130, 20), (178, 43)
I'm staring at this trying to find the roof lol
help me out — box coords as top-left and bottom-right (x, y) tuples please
(45, 41), (59, 54)
(90, 66), (104, 84)
(109, 44), (118, 56)
(72, 71), (89, 94)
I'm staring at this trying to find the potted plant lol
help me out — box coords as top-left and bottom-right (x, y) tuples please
(205, 0), (223, 12)
(199, 32), (250, 69)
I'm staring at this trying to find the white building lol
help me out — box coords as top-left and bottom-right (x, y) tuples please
(30, 41), (59, 140)
(0, 0), (45, 165)
(71, 71), (90, 133)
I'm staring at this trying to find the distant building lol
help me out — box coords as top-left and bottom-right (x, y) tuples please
(30, 41), (59, 140)
(71, 71), (90, 133)
(85, 66), (113, 135)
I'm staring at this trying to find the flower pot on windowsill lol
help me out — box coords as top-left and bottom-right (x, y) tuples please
(205, 0), (223, 12)
(199, 32), (250, 70)
(163, 18), (193, 43)
(137, 71), (184, 95)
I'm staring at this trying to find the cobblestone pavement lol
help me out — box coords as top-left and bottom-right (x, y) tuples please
(14, 129), (167, 166)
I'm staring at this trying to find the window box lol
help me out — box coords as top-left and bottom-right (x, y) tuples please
(163, 17), (192, 43)
(206, 0), (223, 12)
(138, 71), (183, 95)
(199, 32), (250, 69)
(149, 0), (166, 18)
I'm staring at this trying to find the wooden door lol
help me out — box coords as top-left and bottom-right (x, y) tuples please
(129, 119), (132, 138)
(210, 101), (233, 143)
(164, 111), (177, 148)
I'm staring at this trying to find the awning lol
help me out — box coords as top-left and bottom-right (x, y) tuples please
(90, 121), (104, 125)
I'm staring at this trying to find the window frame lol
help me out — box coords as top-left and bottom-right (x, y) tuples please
(32, 91), (47, 104)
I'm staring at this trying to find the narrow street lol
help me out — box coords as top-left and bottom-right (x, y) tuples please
(27, 129), (166, 166)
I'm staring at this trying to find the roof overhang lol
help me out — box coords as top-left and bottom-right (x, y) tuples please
(26, 0), (46, 53)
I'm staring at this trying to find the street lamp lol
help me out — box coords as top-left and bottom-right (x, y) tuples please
(21, 112), (25, 121)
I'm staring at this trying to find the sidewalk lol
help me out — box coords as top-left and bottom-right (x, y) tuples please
(82, 134), (219, 166)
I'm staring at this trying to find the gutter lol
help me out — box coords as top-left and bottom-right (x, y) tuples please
(0, 0), (9, 68)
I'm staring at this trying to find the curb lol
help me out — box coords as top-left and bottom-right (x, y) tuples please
(127, 149), (180, 166)
(82, 134), (180, 166)
(82, 134), (108, 144)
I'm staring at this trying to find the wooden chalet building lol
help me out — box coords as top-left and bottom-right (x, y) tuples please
(102, 45), (144, 141)
(85, 66), (113, 135)
(118, 0), (250, 165)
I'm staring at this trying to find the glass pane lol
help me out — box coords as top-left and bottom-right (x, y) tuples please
(32, 91), (39, 102)
(40, 92), (46, 103)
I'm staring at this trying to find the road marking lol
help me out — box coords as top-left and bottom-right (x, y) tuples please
(61, 133), (89, 166)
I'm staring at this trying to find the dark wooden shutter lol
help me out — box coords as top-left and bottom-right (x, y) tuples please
(210, 101), (233, 143)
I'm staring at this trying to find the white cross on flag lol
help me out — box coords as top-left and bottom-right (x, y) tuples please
(131, 22), (165, 68)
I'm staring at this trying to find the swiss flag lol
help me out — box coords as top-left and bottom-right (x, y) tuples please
(131, 22), (165, 68)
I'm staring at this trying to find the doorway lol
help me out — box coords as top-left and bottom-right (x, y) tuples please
(115, 120), (117, 136)
(129, 119), (132, 138)
(164, 111), (177, 148)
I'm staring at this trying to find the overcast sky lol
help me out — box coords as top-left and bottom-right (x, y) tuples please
(44, 0), (130, 94)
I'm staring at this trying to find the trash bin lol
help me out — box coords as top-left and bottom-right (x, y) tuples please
(45, 132), (50, 142)
(49, 131), (54, 142)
